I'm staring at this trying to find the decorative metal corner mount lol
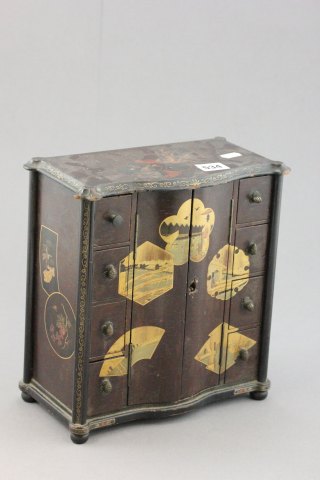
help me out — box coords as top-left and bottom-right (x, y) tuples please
(73, 186), (104, 202)
(23, 158), (42, 171)
(69, 422), (90, 437)
(24, 158), (104, 201)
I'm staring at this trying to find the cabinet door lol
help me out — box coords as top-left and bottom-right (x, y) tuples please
(181, 183), (234, 397)
(127, 190), (192, 405)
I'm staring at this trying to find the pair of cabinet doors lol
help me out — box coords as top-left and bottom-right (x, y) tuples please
(89, 181), (264, 416)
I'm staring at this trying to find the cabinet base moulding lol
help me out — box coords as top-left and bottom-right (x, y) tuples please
(19, 378), (270, 442)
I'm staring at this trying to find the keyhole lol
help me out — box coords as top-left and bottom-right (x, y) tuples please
(189, 278), (198, 293)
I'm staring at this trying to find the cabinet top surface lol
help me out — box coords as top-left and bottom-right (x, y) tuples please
(25, 137), (289, 200)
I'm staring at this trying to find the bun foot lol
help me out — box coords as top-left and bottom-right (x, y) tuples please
(70, 432), (89, 444)
(250, 390), (268, 401)
(21, 391), (36, 403)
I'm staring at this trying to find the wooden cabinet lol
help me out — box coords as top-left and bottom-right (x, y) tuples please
(20, 137), (289, 443)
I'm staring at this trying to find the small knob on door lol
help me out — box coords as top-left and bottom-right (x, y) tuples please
(239, 348), (249, 361)
(247, 242), (257, 256)
(243, 297), (255, 312)
(100, 378), (112, 395)
(109, 214), (123, 226)
(249, 191), (262, 204)
(101, 321), (114, 337)
(104, 264), (117, 280)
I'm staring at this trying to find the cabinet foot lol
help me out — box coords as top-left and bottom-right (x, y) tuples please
(21, 391), (36, 403)
(250, 390), (268, 401)
(69, 423), (90, 444)
(70, 433), (89, 444)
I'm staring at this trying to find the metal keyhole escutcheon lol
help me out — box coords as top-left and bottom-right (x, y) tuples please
(189, 277), (198, 293)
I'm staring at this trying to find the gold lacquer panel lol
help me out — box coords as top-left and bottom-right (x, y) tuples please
(195, 323), (256, 375)
(207, 244), (250, 300)
(118, 241), (174, 306)
(159, 199), (215, 265)
(99, 326), (165, 377)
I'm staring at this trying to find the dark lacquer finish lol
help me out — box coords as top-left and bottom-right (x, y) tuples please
(92, 246), (130, 303)
(258, 174), (283, 384)
(128, 190), (192, 406)
(234, 224), (269, 275)
(24, 137), (288, 199)
(32, 175), (80, 409)
(237, 175), (272, 224)
(93, 194), (132, 247)
(229, 276), (264, 330)
(90, 301), (127, 360)
(223, 326), (261, 385)
(20, 138), (288, 443)
(181, 183), (234, 397)
(23, 171), (38, 385)
(87, 358), (128, 417)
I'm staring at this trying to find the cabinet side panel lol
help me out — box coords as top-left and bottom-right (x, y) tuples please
(33, 174), (81, 409)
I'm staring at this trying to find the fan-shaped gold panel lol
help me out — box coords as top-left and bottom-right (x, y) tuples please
(99, 326), (165, 377)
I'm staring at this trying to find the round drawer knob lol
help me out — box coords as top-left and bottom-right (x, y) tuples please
(247, 242), (257, 256)
(239, 348), (249, 361)
(249, 191), (262, 203)
(243, 296), (255, 311)
(104, 264), (117, 280)
(109, 214), (123, 226)
(100, 378), (112, 395)
(101, 321), (114, 337)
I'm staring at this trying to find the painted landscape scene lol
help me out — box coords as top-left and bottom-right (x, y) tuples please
(119, 241), (174, 306)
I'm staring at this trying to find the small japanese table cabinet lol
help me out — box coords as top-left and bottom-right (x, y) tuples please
(20, 137), (288, 443)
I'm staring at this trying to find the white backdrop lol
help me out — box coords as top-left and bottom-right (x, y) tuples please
(0, 1), (319, 479)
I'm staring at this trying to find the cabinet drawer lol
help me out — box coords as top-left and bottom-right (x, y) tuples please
(94, 195), (132, 247)
(92, 246), (129, 303)
(229, 276), (264, 329)
(224, 326), (260, 384)
(90, 301), (127, 360)
(234, 224), (268, 275)
(87, 358), (128, 417)
(237, 176), (272, 224)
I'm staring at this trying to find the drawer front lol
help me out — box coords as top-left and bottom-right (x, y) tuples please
(92, 246), (129, 303)
(87, 358), (128, 417)
(234, 224), (269, 275)
(90, 301), (127, 360)
(237, 176), (272, 224)
(94, 194), (132, 247)
(224, 326), (260, 384)
(229, 276), (264, 329)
